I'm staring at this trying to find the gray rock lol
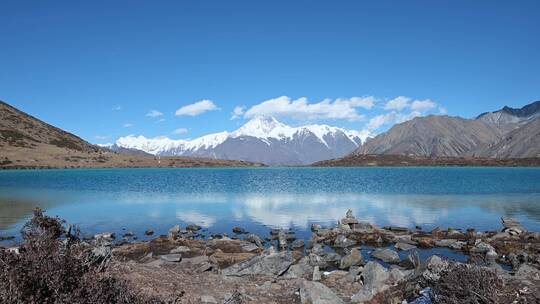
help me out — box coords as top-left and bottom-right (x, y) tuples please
(422, 255), (449, 282)
(186, 224), (202, 231)
(344, 266), (362, 282)
(232, 227), (246, 234)
(160, 254), (182, 263)
(313, 266), (322, 281)
(278, 230), (288, 249)
(170, 246), (190, 254)
(395, 242), (417, 251)
(284, 258), (313, 279)
(300, 280), (344, 304)
(292, 239), (305, 249)
(472, 241), (495, 253)
(372, 248), (400, 264)
(241, 243), (259, 252)
(334, 235), (356, 248)
(515, 264), (540, 280)
(144, 229), (154, 236)
(435, 239), (465, 250)
(339, 248), (364, 269)
(311, 224), (322, 232)
(323, 252), (342, 265)
(94, 232), (115, 241)
(222, 250), (294, 276)
(360, 261), (389, 289)
(245, 233), (264, 247)
(308, 253), (329, 269)
(200, 295), (217, 303)
(168, 225), (181, 239)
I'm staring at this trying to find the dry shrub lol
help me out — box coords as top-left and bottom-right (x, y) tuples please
(0, 209), (164, 304)
(433, 263), (503, 304)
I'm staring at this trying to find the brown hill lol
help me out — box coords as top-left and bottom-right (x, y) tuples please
(0, 101), (262, 169)
(356, 115), (502, 157)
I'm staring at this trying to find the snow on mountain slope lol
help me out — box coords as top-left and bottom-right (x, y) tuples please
(108, 116), (367, 165)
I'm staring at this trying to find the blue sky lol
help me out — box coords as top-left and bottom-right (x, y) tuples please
(1, 1), (539, 143)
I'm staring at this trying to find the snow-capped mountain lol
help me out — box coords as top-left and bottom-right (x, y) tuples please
(107, 116), (368, 165)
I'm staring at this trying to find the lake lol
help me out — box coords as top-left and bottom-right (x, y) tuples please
(1, 167), (540, 245)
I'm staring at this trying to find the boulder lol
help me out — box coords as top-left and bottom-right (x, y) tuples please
(422, 255), (449, 282)
(334, 235), (356, 248)
(278, 230), (288, 249)
(395, 242), (417, 251)
(241, 243), (259, 252)
(232, 227), (246, 234)
(339, 248), (364, 269)
(299, 280), (344, 304)
(160, 254), (182, 263)
(284, 258), (313, 279)
(245, 233), (264, 247)
(472, 241), (495, 253)
(313, 266), (322, 281)
(94, 232), (115, 241)
(360, 261), (389, 289)
(144, 229), (154, 236)
(168, 225), (181, 239)
(170, 246), (190, 254)
(372, 248), (400, 264)
(200, 295), (218, 304)
(221, 250), (294, 276)
(292, 239), (305, 249)
(186, 224), (202, 231)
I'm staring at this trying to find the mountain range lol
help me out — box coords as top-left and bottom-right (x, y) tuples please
(105, 116), (367, 165)
(1, 99), (539, 168)
(353, 100), (540, 159)
(0, 101), (260, 169)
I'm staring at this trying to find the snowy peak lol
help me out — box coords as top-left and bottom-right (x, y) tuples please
(234, 116), (294, 139)
(108, 116), (366, 165)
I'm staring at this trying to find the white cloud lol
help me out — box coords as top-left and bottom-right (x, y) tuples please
(123, 123), (133, 128)
(175, 99), (219, 116)
(172, 128), (188, 135)
(384, 96), (410, 111)
(95, 135), (108, 140)
(367, 111), (422, 131)
(438, 106), (448, 115)
(146, 110), (163, 118)
(112, 106), (122, 111)
(230, 106), (245, 120)
(243, 96), (375, 121)
(410, 99), (436, 112)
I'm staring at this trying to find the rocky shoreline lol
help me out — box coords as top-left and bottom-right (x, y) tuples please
(39, 209), (537, 303)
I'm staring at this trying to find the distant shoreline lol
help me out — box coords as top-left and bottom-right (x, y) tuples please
(312, 154), (540, 167)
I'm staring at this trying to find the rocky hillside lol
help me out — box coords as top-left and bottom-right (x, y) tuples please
(472, 116), (540, 158)
(0, 101), (262, 169)
(356, 116), (502, 157)
(354, 100), (540, 159)
(0, 101), (100, 153)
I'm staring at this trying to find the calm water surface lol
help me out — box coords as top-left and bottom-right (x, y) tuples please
(1, 167), (539, 244)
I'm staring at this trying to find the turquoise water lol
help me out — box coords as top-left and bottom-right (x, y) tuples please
(1, 167), (539, 243)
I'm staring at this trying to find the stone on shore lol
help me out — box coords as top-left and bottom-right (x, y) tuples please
(144, 229), (154, 236)
(372, 248), (400, 264)
(313, 266), (322, 281)
(160, 254), (182, 263)
(186, 224), (202, 232)
(339, 248), (364, 269)
(299, 280), (344, 304)
(245, 233), (264, 247)
(395, 242), (417, 251)
(168, 225), (181, 239)
(232, 227), (246, 234)
(292, 239), (305, 249)
(222, 249), (294, 276)
(334, 235), (356, 248)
